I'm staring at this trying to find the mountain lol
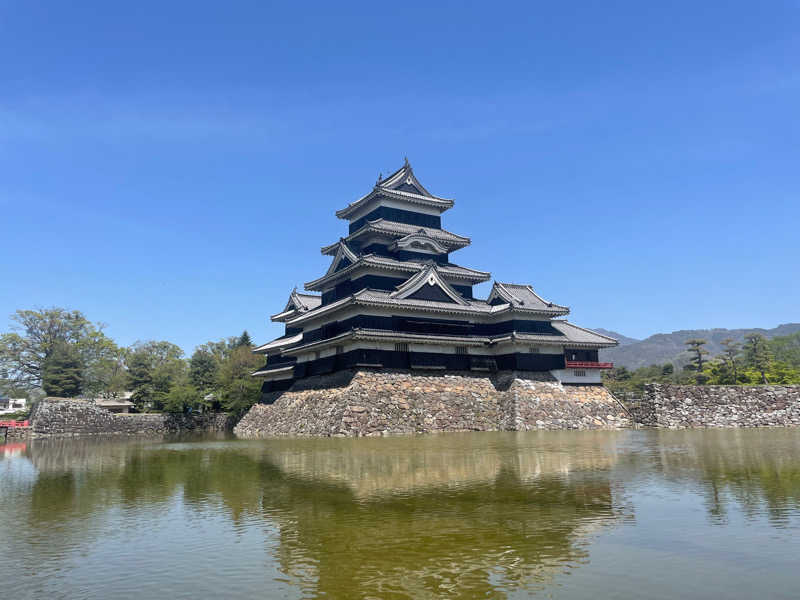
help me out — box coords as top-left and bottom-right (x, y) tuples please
(597, 323), (800, 370)
(593, 329), (640, 347)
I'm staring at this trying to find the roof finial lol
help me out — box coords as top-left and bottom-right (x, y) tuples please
(377, 172), (382, 184)
(404, 156), (410, 168)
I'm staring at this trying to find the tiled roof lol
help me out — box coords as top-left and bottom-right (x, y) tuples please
(335, 161), (454, 219)
(281, 322), (617, 356)
(549, 321), (618, 345)
(286, 286), (572, 326)
(253, 332), (303, 354)
(270, 290), (322, 322)
(489, 282), (569, 314)
(321, 219), (470, 255)
(294, 293), (322, 310)
(304, 255), (491, 290)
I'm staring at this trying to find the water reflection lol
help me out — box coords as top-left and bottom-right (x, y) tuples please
(2, 429), (800, 599)
(653, 429), (800, 527)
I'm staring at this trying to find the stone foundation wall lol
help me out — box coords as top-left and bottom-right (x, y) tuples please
(29, 398), (235, 437)
(234, 369), (628, 437)
(3, 426), (31, 441)
(637, 384), (800, 428)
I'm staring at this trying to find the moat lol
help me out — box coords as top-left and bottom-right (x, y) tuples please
(2, 429), (800, 599)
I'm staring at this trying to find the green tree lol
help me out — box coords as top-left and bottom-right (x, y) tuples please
(236, 330), (253, 348)
(126, 341), (185, 411)
(42, 342), (84, 397)
(217, 345), (262, 416)
(718, 338), (741, 384)
(162, 381), (206, 414)
(743, 333), (771, 384)
(684, 338), (710, 384)
(0, 308), (118, 394)
(189, 349), (218, 392)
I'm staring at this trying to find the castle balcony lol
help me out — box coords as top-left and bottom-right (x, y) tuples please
(565, 360), (614, 369)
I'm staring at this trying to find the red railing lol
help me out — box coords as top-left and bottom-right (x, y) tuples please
(565, 361), (614, 369)
(0, 420), (29, 428)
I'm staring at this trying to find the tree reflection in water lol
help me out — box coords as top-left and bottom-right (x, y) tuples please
(17, 432), (625, 598)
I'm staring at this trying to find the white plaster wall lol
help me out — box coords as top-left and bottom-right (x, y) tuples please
(550, 369), (603, 384)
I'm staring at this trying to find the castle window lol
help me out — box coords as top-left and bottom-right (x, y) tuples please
(335, 345), (343, 355)
(395, 343), (409, 353)
(455, 346), (468, 355)
(314, 350), (321, 360)
(529, 346), (540, 354)
(573, 370), (586, 377)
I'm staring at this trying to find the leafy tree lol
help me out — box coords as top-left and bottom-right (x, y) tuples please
(684, 339), (710, 383)
(126, 341), (185, 411)
(42, 342), (84, 397)
(189, 349), (218, 392)
(162, 381), (206, 414)
(0, 308), (118, 394)
(126, 350), (154, 410)
(743, 333), (771, 384)
(216, 345), (262, 416)
(767, 332), (800, 368)
(661, 363), (674, 376)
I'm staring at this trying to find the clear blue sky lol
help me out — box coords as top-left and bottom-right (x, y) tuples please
(1, 1), (798, 354)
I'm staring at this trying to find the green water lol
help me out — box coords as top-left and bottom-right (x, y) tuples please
(2, 429), (800, 599)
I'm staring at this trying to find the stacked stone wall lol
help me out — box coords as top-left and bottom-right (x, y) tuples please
(28, 398), (234, 437)
(638, 384), (800, 428)
(234, 369), (628, 437)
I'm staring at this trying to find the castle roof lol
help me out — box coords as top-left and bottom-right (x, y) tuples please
(270, 290), (322, 322)
(321, 219), (471, 255)
(305, 255), (491, 291)
(335, 160), (454, 220)
(487, 282), (569, 313)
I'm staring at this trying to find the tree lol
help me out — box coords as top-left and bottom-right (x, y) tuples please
(235, 330), (253, 348)
(0, 308), (117, 394)
(743, 333), (771, 384)
(189, 349), (218, 392)
(684, 339), (710, 384)
(126, 350), (154, 409)
(126, 341), (185, 411)
(162, 381), (206, 414)
(216, 345), (262, 416)
(42, 342), (84, 397)
(719, 338), (741, 384)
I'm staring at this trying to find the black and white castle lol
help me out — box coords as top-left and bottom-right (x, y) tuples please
(254, 160), (616, 396)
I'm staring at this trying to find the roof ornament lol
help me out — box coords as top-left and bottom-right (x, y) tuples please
(377, 172), (382, 184)
(404, 156), (410, 169)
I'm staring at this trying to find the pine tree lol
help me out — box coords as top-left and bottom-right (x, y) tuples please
(42, 342), (84, 397)
(236, 330), (253, 348)
(743, 333), (771, 384)
(719, 338), (741, 383)
(684, 338), (709, 384)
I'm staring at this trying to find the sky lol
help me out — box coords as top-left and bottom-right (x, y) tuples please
(1, 1), (798, 353)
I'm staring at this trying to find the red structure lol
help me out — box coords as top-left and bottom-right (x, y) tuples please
(565, 361), (614, 369)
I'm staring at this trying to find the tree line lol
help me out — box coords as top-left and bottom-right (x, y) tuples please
(605, 331), (800, 396)
(0, 307), (263, 416)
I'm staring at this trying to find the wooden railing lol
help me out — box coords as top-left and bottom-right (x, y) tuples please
(0, 420), (30, 428)
(565, 361), (614, 369)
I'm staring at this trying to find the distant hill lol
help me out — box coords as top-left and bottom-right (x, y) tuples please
(597, 323), (800, 370)
(593, 329), (640, 347)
